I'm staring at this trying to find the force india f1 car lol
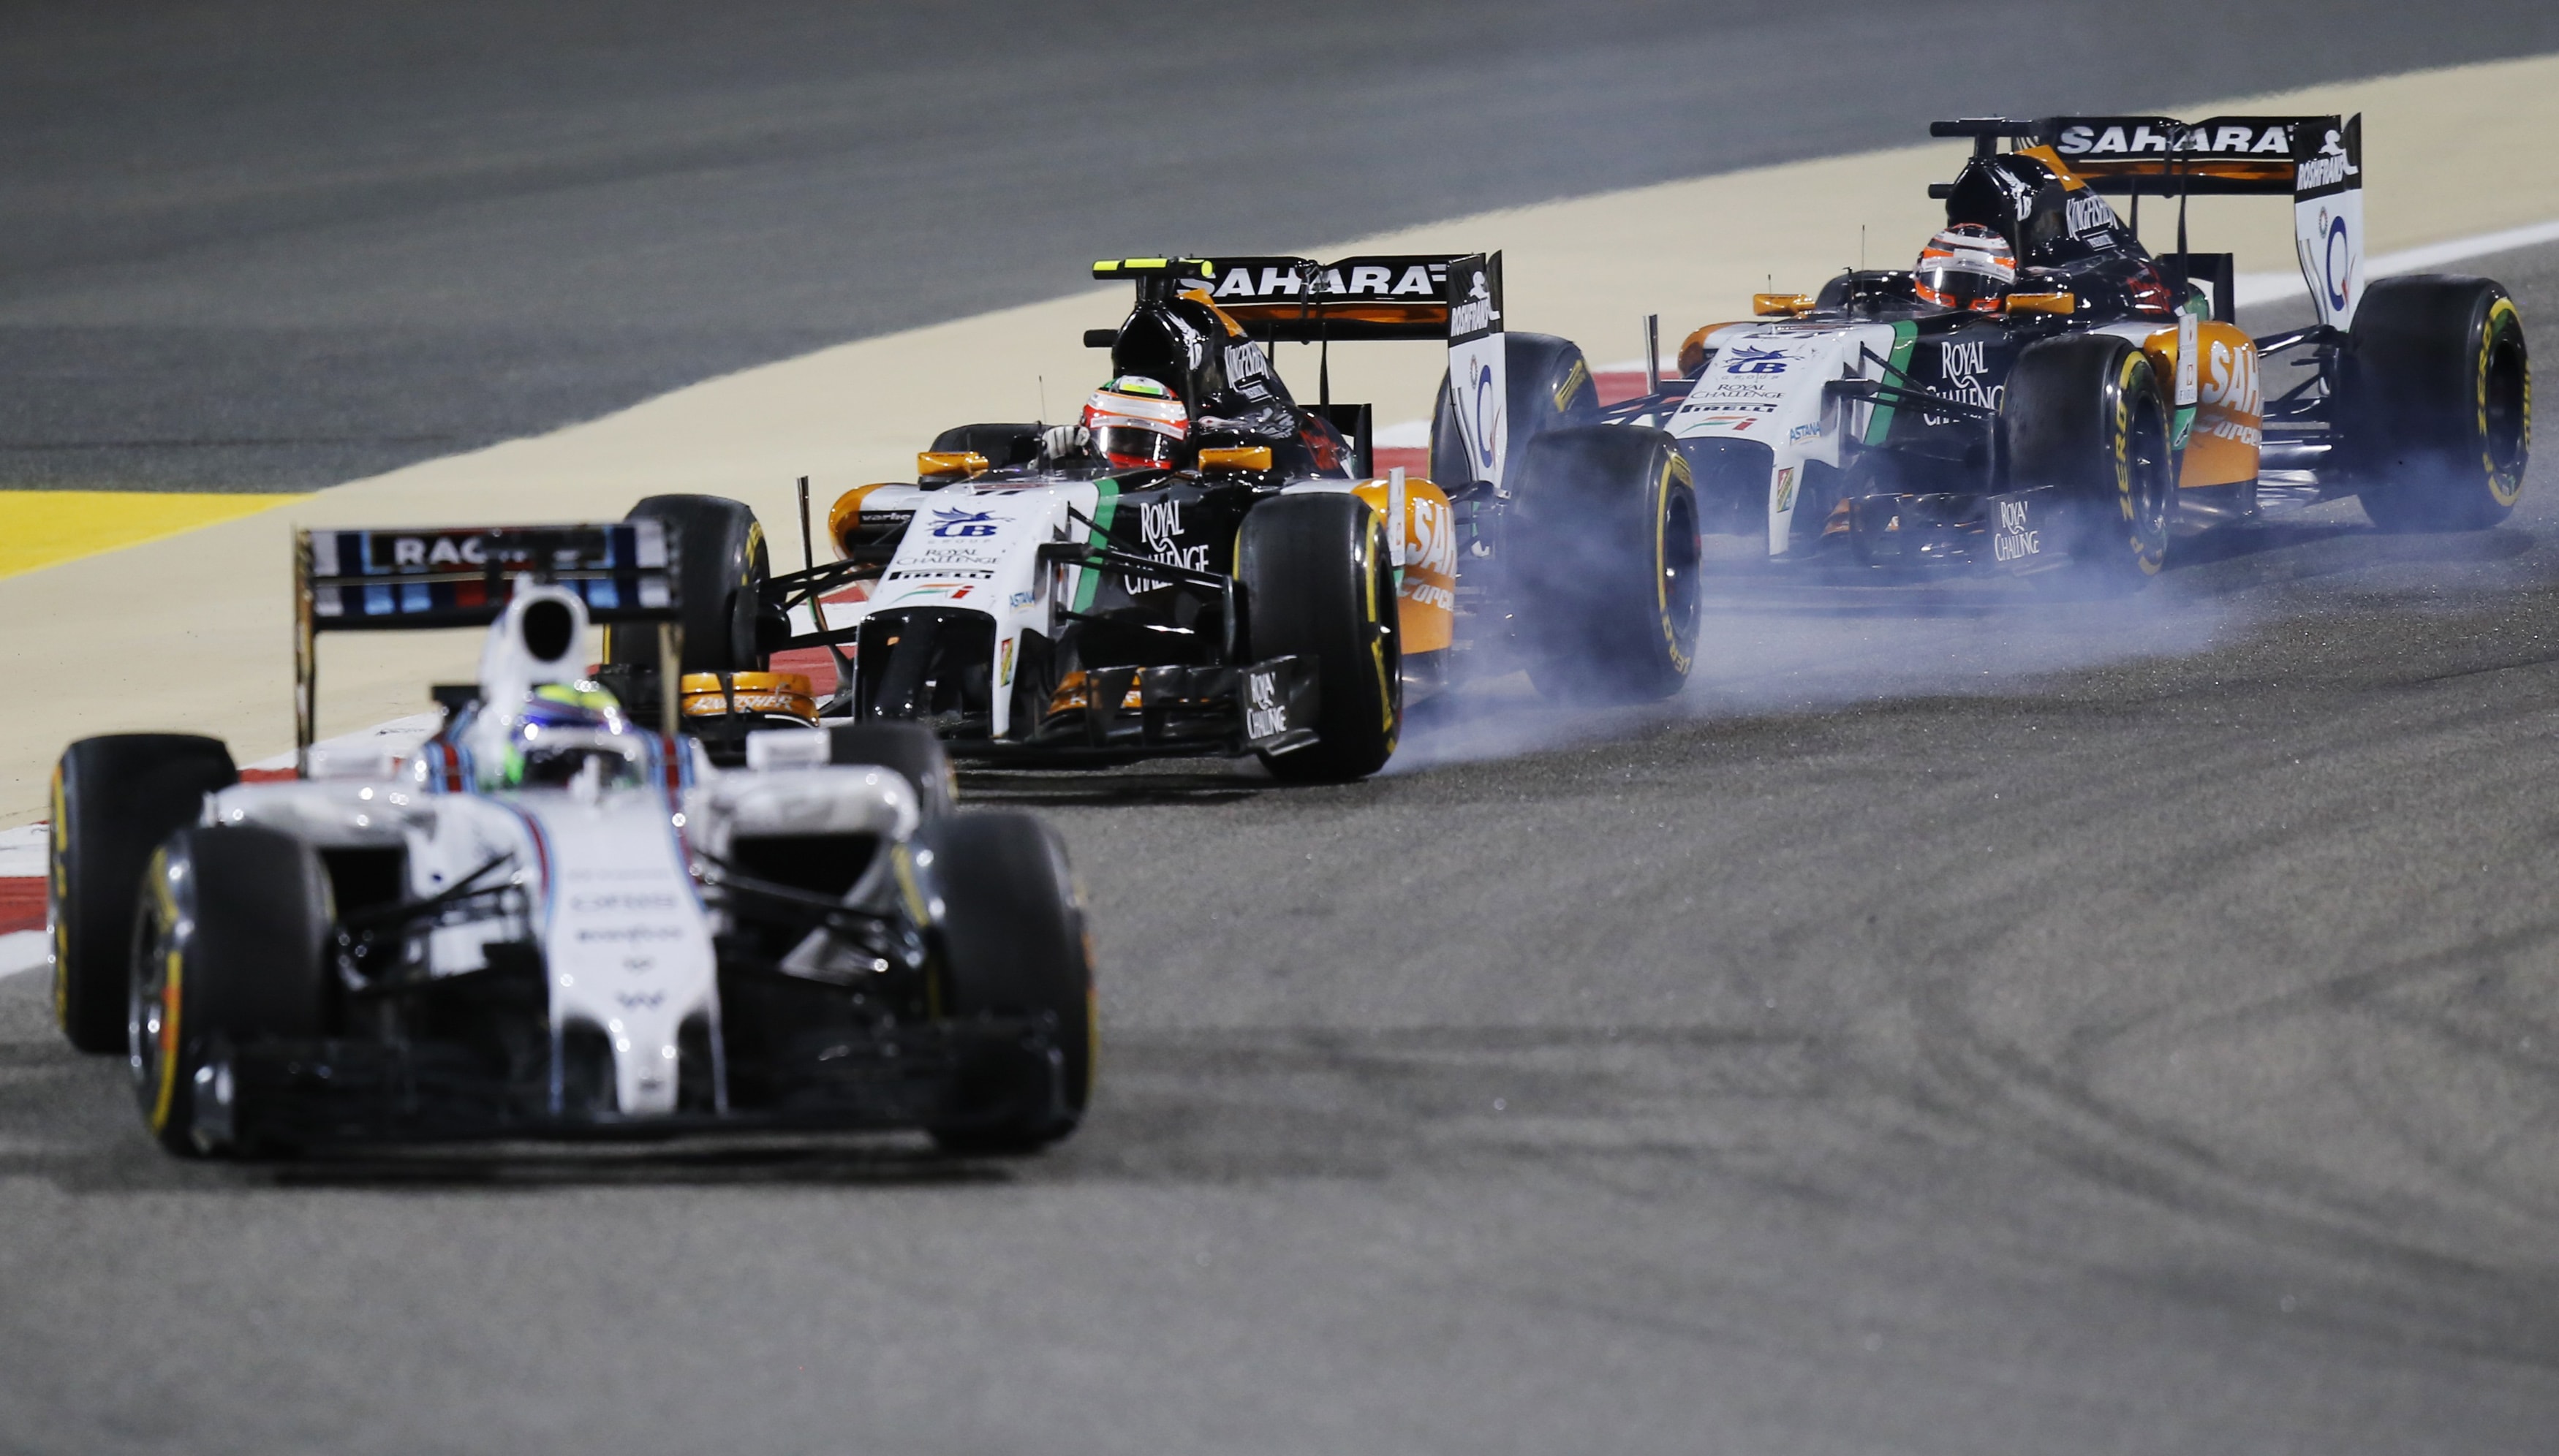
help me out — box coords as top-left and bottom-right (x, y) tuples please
(725, 253), (1701, 783)
(46, 521), (1093, 1158)
(1570, 113), (2529, 588)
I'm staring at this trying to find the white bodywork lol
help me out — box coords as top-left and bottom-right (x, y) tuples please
(794, 479), (1106, 740)
(205, 588), (921, 1120)
(1655, 321), (1900, 554)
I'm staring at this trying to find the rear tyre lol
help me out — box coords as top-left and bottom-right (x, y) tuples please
(607, 495), (772, 674)
(1429, 332), (1600, 488)
(2003, 333), (2174, 594)
(826, 720), (956, 824)
(129, 825), (330, 1158)
(923, 812), (1093, 1155)
(49, 735), (237, 1054)
(2341, 276), (2530, 531)
(1237, 493), (1401, 782)
(1508, 425), (1701, 703)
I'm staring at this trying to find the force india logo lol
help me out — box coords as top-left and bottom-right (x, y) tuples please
(1450, 270), (1497, 337)
(2297, 129), (2359, 192)
(2065, 190), (2116, 239)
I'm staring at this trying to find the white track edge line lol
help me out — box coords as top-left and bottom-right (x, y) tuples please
(2237, 217), (2559, 305)
(0, 930), (45, 980)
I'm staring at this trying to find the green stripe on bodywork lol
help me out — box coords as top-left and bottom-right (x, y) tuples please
(2171, 403), (2196, 452)
(1861, 319), (1919, 447)
(1072, 477), (1120, 613)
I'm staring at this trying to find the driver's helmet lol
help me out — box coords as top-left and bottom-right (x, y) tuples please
(480, 681), (645, 791)
(1914, 224), (2019, 313)
(1081, 376), (1189, 469)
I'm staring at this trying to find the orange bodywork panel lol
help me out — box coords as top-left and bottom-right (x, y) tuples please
(680, 672), (817, 721)
(1350, 476), (1457, 653)
(828, 482), (904, 559)
(2142, 319), (2264, 489)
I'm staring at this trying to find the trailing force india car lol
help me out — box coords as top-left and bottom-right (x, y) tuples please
(47, 523), (1093, 1158)
(1575, 113), (2529, 588)
(723, 253), (1702, 782)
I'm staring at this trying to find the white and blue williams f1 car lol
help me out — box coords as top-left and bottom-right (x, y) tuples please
(46, 520), (1092, 1158)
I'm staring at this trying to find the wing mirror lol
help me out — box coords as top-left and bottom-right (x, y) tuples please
(917, 450), (991, 479)
(1196, 446), (1273, 474)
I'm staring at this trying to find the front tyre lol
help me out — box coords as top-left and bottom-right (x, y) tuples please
(50, 735), (237, 1054)
(923, 812), (1094, 1156)
(2003, 333), (2174, 593)
(2342, 276), (2530, 531)
(1508, 425), (1701, 703)
(826, 720), (956, 824)
(1237, 492), (1402, 783)
(129, 825), (330, 1157)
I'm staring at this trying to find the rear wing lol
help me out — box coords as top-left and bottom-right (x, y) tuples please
(293, 521), (683, 757)
(1929, 114), (2366, 327)
(1091, 252), (1515, 486)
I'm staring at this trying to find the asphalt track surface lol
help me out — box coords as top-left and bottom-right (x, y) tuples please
(12, 7), (2559, 1455)
(10, 0), (2559, 493)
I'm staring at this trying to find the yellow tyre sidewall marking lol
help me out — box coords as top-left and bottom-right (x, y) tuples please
(145, 853), (185, 1136)
(1364, 514), (1398, 743)
(2484, 299), (2528, 508)
(1654, 452), (1695, 677)
(2114, 354), (2165, 575)
(49, 765), (70, 1030)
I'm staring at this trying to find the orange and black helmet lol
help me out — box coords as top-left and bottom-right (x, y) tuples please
(1914, 224), (2018, 313)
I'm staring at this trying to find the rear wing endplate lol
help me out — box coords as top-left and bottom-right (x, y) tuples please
(293, 521), (682, 759)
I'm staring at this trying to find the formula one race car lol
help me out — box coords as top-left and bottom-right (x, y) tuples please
(1572, 113), (2529, 588)
(733, 253), (1698, 781)
(45, 520), (1092, 1158)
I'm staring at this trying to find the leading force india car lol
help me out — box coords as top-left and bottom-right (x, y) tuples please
(730, 253), (1701, 781)
(1568, 113), (2529, 588)
(46, 522), (1092, 1158)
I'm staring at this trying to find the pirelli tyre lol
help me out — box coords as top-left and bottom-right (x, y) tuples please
(826, 720), (956, 825)
(606, 494), (774, 674)
(2341, 276), (2531, 532)
(48, 735), (238, 1055)
(923, 812), (1095, 1156)
(1237, 491), (1402, 782)
(129, 825), (331, 1157)
(2003, 333), (2174, 593)
(1429, 331), (1601, 488)
(1508, 425), (1701, 703)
